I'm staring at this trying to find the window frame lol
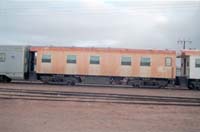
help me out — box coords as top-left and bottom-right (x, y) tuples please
(0, 53), (6, 62)
(42, 54), (51, 63)
(67, 55), (77, 64)
(121, 56), (132, 66)
(195, 58), (200, 68)
(90, 55), (100, 65)
(140, 57), (151, 66)
(165, 57), (172, 67)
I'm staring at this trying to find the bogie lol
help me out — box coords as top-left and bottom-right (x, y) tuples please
(188, 80), (200, 90)
(0, 75), (12, 83)
(39, 74), (80, 86)
(127, 78), (171, 88)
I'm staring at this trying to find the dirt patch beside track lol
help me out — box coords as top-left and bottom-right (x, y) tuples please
(0, 83), (200, 132)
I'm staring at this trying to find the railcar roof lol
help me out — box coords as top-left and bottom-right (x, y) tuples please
(30, 46), (176, 54)
(0, 45), (30, 51)
(0, 45), (29, 48)
(181, 50), (200, 56)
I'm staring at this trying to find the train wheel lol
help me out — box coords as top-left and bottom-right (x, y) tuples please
(5, 78), (11, 83)
(190, 84), (198, 90)
(188, 84), (194, 90)
(66, 81), (72, 86)
(71, 81), (75, 86)
(65, 80), (75, 86)
(136, 84), (140, 88)
(188, 86), (193, 90)
(195, 85), (200, 90)
(192, 84), (195, 90)
(0, 76), (11, 83)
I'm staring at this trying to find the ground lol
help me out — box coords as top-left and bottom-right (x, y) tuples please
(0, 83), (200, 132)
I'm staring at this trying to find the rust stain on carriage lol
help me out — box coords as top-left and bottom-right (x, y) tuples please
(33, 46), (176, 79)
(120, 66), (133, 77)
(65, 64), (77, 74)
(140, 67), (151, 77)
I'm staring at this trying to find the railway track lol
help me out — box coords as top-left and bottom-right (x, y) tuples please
(9, 80), (189, 90)
(0, 87), (199, 107)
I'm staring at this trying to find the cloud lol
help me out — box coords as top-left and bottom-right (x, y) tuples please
(0, 0), (200, 50)
(80, 0), (106, 8)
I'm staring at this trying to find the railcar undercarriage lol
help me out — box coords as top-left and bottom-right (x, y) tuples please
(188, 79), (200, 90)
(37, 74), (174, 88)
(39, 74), (81, 85)
(0, 75), (11, 83)
(127, 78), (173, 88)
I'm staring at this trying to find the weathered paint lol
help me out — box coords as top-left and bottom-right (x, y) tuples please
(140, 67), (151, 77)
(120, 66), (132, 77)
(89, 65), (101, 75)
(32, 46), (176, 79)
(65, 64), (77, 74)
(41, 63), (52, 73)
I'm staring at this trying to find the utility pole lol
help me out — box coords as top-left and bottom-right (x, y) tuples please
(177, 39), (192, 49)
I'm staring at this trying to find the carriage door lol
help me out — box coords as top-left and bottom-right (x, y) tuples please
(28, 51), (37, 80)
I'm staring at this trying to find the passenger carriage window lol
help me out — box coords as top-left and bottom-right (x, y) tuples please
(165, 57), (172, 66)
(121, 56), (131, 66)
(42, 54), (51, 63)
(67, 55), (76, 64)
(140, 57), (151, 66)
(195, 58), (200, 68)
(0, 53), (6, 62)
(90, 56), (100, 64)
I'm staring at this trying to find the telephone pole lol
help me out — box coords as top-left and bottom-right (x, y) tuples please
(177, 39), (192, 49)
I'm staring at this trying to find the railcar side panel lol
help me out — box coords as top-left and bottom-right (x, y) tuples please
(31, 47), (176, 80)
(0, 45), (29, 80)
(189, 56), (200, 79)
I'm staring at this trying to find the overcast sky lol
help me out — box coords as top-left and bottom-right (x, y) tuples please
(0, 0), (200, 50)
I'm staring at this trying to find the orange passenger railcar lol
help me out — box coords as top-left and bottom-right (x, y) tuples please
(30, 46), (176, 87)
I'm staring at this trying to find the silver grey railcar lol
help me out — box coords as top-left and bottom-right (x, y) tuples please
(0, 45), (29, 82)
